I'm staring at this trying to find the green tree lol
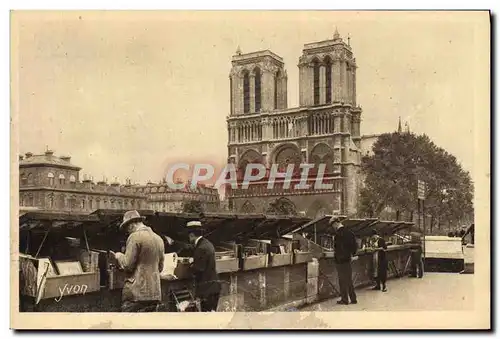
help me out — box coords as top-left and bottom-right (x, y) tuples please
(360, 132), (473, 233)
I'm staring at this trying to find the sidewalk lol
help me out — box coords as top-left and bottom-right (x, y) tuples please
(300, 272), (474, 312)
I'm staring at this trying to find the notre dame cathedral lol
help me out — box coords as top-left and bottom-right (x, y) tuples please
(226, 29), (363, 218)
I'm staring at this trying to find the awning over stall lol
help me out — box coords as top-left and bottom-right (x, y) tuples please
(19, 211), (100, 232)
(289, 215), (416, 238)
(151, 212), (311, 243)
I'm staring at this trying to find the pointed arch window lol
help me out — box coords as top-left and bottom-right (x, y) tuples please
(58, 173), (66, 185)
(243, 70), (250, 114)
(230, 77), (233, 115)
(312, 59), (320, 106)
(254, 67), (261, 113)
(27, 173), (34, 185)
(325, 56), (332, 104)
(274, 70), (280, 110)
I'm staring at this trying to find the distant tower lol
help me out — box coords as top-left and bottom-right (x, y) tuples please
(398, 117), (402, 133)
(229, 49), (288, 116)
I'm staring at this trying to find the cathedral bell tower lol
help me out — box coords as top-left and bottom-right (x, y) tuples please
(298, 28), (357, 108)
(229, 48), (288, 116)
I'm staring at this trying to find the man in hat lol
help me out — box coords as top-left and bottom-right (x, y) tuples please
(330, 216), (358, 305)
(370, 229), (388, 292)
(186, 220), (221, 312)
(111, 210), (165, 312)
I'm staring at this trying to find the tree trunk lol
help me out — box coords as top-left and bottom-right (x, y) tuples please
(430, 215), (434, 234)
(396, 210), (400, 221)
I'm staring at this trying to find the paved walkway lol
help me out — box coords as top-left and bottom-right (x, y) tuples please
(300, 272), (474, 312)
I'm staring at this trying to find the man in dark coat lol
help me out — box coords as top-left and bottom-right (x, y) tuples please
(111, 210), (165, 312)
(331, 216), (358, 305)
(371, 230), (388, 291)
(186, 220), (221, 312)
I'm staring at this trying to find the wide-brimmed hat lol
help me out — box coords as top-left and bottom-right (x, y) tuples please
(119, 210), (146, 229)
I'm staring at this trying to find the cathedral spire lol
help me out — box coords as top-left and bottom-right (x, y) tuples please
(398, 116), (402, 133)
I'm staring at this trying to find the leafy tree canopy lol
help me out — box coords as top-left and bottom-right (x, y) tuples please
(360, 132), (474, 228)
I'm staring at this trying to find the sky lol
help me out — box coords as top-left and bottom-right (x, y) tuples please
(13, 11), (486, 186)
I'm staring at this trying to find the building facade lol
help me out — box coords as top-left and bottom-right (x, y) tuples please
(226, 30), (363, 218)
(131, 182), (220, 213)
(19, 150), (148, 213)
(19, 150), (220, 214)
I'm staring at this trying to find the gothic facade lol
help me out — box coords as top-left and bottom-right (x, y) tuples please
(226, 30), (363, 218)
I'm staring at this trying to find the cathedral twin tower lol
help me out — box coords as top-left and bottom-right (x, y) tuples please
(226, 29), (362, 217)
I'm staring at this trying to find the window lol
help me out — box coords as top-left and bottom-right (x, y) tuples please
(48, 172), (55, 186)
(254, 67), (261, 113)
(325, 57), (332, 104)
(48, 195), (54, 209)
(69, 196), (77, 210)
(21, 173), (27, 186)
(313, 59), (320, 106)
(27, 194), (34, 206)
(27, 173), (33, 185)
(89, 199), (93, 211)
(230, 77), (233, 115)
(243, 70), (250, 113)
(81, 199), (86, 210)
(70, 175), (76, 187)
(59, 195), (66, 209)
(59, 174), (66, 185)
(274, 70), (280, 110)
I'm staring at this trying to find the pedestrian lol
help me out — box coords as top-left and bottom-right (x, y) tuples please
(370, 230), (388, 292)
(409, 232), (424, 278)
(111, 210), (165, 312)
(330, 216), (358, 305)
(186, 220), (221, 312)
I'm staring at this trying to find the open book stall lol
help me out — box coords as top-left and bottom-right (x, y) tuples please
(19, 211), (103, 307)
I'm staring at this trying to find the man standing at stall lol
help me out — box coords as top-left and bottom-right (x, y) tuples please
(370, 230), (388, 292)
(111, 210), (165, 312)
(186, 220), (221, 312)
(330, 216), (358, 305)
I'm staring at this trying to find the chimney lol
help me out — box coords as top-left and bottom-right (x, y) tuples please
(60, 155), (71, 162)
(19, 155), (24, 161)
(25, 152), (33, 158)
(45, 149), (54, 157)
(111, 180), (120, 186)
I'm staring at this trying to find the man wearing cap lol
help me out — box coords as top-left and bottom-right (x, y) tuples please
(330, 216), (358, 305)
(111, 210), (165, 312)
(186, 220), (221, 312)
